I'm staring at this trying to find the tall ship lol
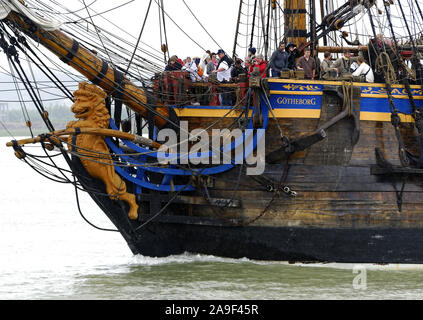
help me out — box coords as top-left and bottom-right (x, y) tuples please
(3, 0), (423, 263)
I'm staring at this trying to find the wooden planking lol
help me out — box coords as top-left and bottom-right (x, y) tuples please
(181, 115), (418, 167)
(173, 89), (423, 230)
(211, 163), (423, 192)
(170, 196), (423, 229)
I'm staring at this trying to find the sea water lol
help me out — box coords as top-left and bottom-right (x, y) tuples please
(1, 137), (423, 300)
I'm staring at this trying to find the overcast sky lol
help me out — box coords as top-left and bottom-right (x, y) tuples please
(0, 0), (243, 108)
(61, 0), (418, 59)
(2, 0), (420, 69)
(0, 0), (419, 109)
(64, 0), (242, 59)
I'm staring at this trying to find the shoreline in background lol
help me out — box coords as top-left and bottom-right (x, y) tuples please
(1, 130), (45, 137)
(0, 103), (73, 138)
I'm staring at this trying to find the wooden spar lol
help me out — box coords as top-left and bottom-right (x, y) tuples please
(6, 128), (162, 149)
(316, 45), (369, 53)
(4, 11), (177, 129)
(317, 45), (423, 57)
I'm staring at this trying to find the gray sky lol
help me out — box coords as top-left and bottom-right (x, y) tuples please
(66, 0), (242, 60)
(0, 0), (241, 107)
(1, 0), (420, 69)
(0, 0), (420, 109)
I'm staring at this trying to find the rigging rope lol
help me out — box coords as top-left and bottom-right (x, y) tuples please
(182, 0), (224, 51)
(153, 0), (207, 52)
(159, 0), (170, 62)
(124, 0), (152, 75)
(375, 52), (397, 84)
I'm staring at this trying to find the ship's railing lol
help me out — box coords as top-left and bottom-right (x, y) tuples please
(152, 71), (250, 107)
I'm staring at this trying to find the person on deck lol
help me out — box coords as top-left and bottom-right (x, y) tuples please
(176, 56), (185, 67)
(194, 57), (206, 80)
(231, 58), (248, 81)
(182, 57), (201, 82)
(287, 43), (300, 70)
(213, 49), (232, 81)
(248, 47), (256, 61)
(165, 55), (182, 71)
(332, 50), (359, 76)
(269, 41), (289, 77)
(320, 51), (338, 80)
(249, 54), (267, 78)
(212, 49), (233, 105)
(352, 56), (374, 83)
(199, 52), (211, 76)
(202, 56), (211, 78)
(296, 47), (316, 80)
(243, 57), (251, 70)
(207, 52), (218, 75)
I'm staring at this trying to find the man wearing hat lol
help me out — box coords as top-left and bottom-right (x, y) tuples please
(213, 49), (233, 82)
(212, 49), (233, 104)
(248, 47), (256, 61)
(287, 43), (300, 70)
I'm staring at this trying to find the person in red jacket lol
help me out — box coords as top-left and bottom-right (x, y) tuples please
(176, 56), (185, 67)
(248, 54), (267, 78)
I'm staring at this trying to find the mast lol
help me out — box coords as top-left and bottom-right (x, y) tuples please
(284, 0), (307, 48)
(3, 11), (178, 130)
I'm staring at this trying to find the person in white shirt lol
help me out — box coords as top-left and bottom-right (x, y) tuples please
(352, 56), (374, 83)
(212, 49), (233, 105)
(199, 52), (211, 75)
(182, 57), (201, 82)
(213, 49), (232, 82)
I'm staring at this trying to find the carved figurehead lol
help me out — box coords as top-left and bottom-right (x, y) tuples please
(66, 82), (139, 220)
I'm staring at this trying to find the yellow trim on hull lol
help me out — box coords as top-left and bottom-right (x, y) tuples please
(176, 107), (415, 123)
(175, 78), (420, 122)
(175, 107), (321, 119)
(267, 78), (422, 89)
(271, 109), (321, 118)
(174, 109), (249, 118)
(360, 111), (414, 123)
(361, 94), (423, 100)
(270, 90), (323, 96)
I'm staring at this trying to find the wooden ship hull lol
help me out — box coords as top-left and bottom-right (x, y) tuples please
(4, 1), (423, 263)
(69, 77), (423, 263)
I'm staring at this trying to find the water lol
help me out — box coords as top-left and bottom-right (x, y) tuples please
(1, 137), (423, 300)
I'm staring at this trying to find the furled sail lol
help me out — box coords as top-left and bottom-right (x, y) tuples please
(1, 0), (178, 130)
(0, 0), (61, 30)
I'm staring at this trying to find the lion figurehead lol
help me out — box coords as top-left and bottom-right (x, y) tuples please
(71, 82), (110, 129)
